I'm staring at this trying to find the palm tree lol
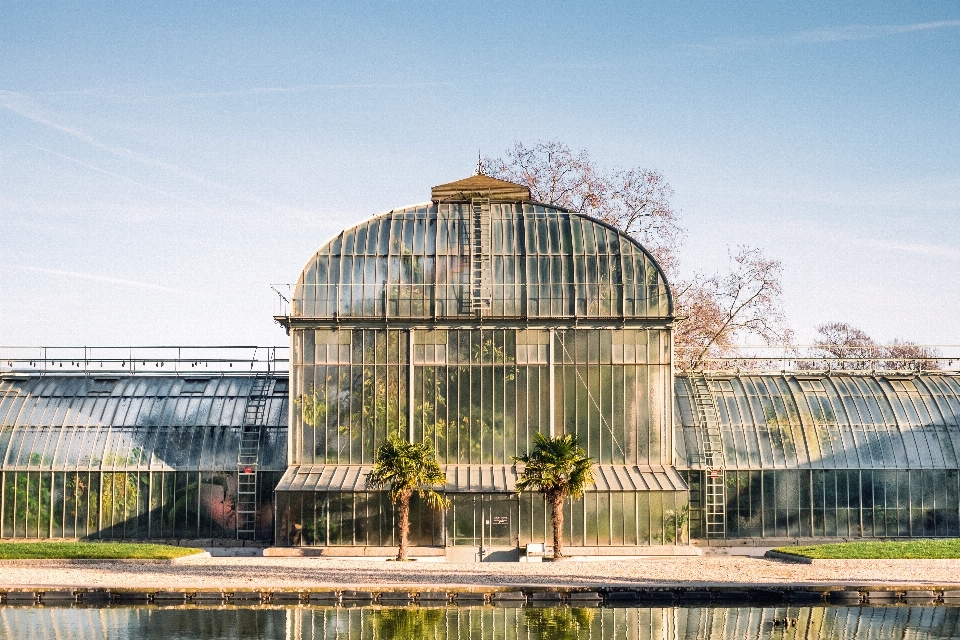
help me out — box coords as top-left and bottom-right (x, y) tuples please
(513, 433), (594, 559)
(367, 434), (449, 561)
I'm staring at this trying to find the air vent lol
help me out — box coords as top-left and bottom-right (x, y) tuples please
(180, 378), (210, 394)
(87, 377), (119, 396)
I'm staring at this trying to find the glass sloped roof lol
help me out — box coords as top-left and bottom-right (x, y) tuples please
(675, 373), (960, 470)
(293, 202), (672, 320)
(0, 375), (288, 471)
(274, 464), (688, 493)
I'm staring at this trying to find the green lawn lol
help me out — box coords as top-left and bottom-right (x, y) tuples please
(0, 541), (204, 560)
(774, 539), (960, 560)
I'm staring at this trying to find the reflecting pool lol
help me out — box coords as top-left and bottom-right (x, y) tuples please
(2, 605), (959, 640)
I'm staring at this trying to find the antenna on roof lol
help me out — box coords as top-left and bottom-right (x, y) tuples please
(474, 150), (486, 176)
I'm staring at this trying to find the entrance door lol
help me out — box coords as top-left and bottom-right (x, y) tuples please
(483, 494), (517, 547)
(448, 494), (519, 548)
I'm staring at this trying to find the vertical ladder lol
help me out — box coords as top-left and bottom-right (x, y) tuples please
(469, 198), (491, 314)
(237, 373), (273, 539)
(689, 373), (725, 538)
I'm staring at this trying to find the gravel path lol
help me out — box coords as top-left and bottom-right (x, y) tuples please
(4, 556), (960, 590)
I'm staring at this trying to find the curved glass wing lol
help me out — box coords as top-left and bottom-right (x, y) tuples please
(0, 375), (288, 471)
(675, 374), (960, 470)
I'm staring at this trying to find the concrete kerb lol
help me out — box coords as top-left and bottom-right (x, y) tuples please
(4, 584), (960, 607)
(764, 549), (960, 568)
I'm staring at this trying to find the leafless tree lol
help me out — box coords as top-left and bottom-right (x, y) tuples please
(674, 247), (791, 370)
(485, 141), (682, 272)
(809, 321), (879, 370)
(883, 339), (942, 371)
(806, 322), (941, 370)
(485, 141), (789, 370)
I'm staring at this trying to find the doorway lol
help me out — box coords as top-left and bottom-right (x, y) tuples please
(447, 494), (519, 559)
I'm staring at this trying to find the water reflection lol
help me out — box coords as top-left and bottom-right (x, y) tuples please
(371, 608), (444, 640)
(2, 605), (959, 640)
(522, 607), (595, 640)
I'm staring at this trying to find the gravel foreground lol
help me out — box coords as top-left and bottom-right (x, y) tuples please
(4, 556), (960, 590)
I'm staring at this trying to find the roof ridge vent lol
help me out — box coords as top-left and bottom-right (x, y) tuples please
(431, 174), (530, 202)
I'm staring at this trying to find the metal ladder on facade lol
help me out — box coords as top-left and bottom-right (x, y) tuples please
(237, 373), (273, 539)
(689, 373), (725, 538)
(469, 198), (491, 313)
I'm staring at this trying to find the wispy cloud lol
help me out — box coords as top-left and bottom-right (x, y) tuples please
(742, 174), (960, 211)
(128, 82), (447, 103)
(16, 266), (185, 292)
(852, 238), (960, 261)
(29, 82), (449, 104)
(698, 19), (960, 49)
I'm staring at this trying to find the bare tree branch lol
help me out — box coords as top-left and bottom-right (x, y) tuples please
(485, 141), (683, 271)
(804, 322), (942, 370)
(486, 141), (790, 372)
(674, 247), (791, 370)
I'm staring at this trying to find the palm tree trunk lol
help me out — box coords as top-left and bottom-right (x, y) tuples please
(397, 489), (412, 561)
(550, 491), (565, 559)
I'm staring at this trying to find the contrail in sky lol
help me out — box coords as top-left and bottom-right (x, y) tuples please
(0, 89), (312, 217)
(24, 143), (208, 209)
(16, 266), (185, 293)
(0, 89), (217, 187)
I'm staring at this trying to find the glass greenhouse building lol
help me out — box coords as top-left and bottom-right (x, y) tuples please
(274, 174), (686, 552)
(0, 173), (958, 550)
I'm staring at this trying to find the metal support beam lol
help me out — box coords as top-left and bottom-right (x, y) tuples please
(408, 329), (415, 441)
(548, 328), (556, 438)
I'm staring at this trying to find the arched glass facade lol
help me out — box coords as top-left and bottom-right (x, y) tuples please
(293, 202), (670, 320)
(277, 176), (683, 550)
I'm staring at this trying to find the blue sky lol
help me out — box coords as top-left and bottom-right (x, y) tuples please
(2, 1), (958, 347)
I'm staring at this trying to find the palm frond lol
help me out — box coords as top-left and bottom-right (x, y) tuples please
(513, 432), (594, 497)
(366, 435), (448, 508)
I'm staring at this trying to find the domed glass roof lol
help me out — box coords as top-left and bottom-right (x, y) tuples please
(293, 178), (671, 321)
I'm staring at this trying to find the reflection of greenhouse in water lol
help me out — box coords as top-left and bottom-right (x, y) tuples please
(1, 173), (959, 546)
(3, 606), (960, 640)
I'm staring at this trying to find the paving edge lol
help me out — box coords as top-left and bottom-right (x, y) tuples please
(764, 550), (813, 564)
(0, 551), (211, 565)
(764, 550), (960, 565)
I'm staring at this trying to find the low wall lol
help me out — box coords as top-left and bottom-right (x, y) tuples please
(263, 545), (700, 559)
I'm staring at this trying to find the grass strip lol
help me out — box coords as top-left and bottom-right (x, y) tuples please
(774, 539), (960, 560)
(0, 541), (203, 560)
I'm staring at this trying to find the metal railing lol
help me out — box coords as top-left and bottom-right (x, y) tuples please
(695, 345), (960, 374)
(0, 346), (289, 375)
(270, 282), (669, 319)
